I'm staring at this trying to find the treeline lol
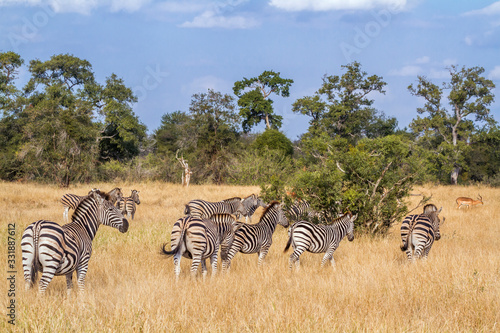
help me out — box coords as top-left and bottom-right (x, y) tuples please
(1, 52), (499, 233)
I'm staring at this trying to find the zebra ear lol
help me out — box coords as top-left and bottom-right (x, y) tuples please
(352, 214), (358, 222)
(437, 207), (442, 214)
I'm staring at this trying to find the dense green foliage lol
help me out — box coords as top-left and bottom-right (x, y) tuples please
(1, 52), (498, 233)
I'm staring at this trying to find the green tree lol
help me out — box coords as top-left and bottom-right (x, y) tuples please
(292, 62), (393, 142)
(99, 74), (147, 161)
(0, 52), (144, 185)
(261, 135), (429, 234)
(189, 89), (241, 184)
(252, 129), (294, 156)
(408, 65), (495, 184)
(0, 52), (25, 179)
(233, 70), (293, 132)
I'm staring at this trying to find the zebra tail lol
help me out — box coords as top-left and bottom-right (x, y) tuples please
(161, 243), (177, 257)
(400, 231), (410, 252)
(184, 205), (190, 215)
(30, 221), (43, 285)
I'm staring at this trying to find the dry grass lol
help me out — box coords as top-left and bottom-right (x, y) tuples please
(1, 181), (499, 332)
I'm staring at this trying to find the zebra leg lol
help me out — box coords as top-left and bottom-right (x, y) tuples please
(321, 246), (337, 268)
(66, 273), (74, 295)
(173, 253), (182, 279)
(38, 268), (56, 295)
(257, 247), (270, 267)
(76, 266), (88, 293)
(201, 259), (208, 279)
(289, 247), (305, 271)
(190, 256), (202, 278)
(21, 234), (37, 290)
(210, 253), (218, 277)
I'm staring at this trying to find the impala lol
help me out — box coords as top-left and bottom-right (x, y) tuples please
(456, 195), (483, 209)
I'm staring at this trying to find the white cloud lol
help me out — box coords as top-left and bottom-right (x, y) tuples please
(463, 1), (500, 16)
(488, 66), (500, 80)
(180, 10), (259, 29)
(428, 68), (449, 79)
(184, 75), (230, 95)
(415, 56), (430, 64)
(155, 1), (208, 13)
(269, 0), (408, 12)
(0, 0), (151, 14)
(389, 65), (422, 76)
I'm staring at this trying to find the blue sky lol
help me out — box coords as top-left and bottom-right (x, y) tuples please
(1, 0), (500, 140)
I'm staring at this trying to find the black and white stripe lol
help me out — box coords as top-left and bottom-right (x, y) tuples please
(236, 194), (267, 223)
(400, 204), (443, 261)
(284, 212), (357, 269)
(184, 197), (244, 219)
(22, 191), (128, 294)
(162, 214), (238, 278)
(223, 201), (288, 269)
(61, 187), (122, 222)
(286, 200), (321, 222)
(118, 189), (140, 220)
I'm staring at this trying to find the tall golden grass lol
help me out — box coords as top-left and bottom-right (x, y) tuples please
(1, 181), (499, 332)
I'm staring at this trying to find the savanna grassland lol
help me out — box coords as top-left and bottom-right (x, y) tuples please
(1, 182), (499, 332)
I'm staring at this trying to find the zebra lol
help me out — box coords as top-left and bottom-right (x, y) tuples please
(286, 200), (321, 222)
(223, 201), (289, 270)
(118, 189), (140, 220)
(184, 197), (245, 219)
(236, 194), (267, 223)
(61, 187), (122, 222)
(22, 190), (128, 295)
(400, 204), (444, 261)
(284, 212), (357, 270)
(161, 214), (239, 278)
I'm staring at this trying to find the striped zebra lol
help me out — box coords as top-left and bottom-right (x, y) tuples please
(400, 204), (444, 261)
(22, 190), (128, 295)
(286, 200), (321, 222)
(236, 194), (267, 223)
(118, 189), (140, 220)
(284, 212), (357, 270)
(184, 197), (245, 219)
(161, 214), (239, 278)
(61, 187), (122, 222)
(223, 201), (289, 269)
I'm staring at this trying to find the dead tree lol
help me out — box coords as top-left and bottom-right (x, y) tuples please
(176, 150), (193, 187)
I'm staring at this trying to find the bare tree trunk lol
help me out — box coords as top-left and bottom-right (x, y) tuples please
(450, 166), (460, 185)
(265, 114), (270, 129)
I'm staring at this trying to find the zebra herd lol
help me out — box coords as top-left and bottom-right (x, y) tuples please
(21, 188), (444, 294)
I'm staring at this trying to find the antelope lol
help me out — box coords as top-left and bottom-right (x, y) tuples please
(456, 195), (483, 209)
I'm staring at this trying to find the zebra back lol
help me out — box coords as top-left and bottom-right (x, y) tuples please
(61, 193), (86, 210)
(285, 212), (356, 254)
(400, 205), (443, 260)
(226, 201), (288, 257)
(185, 197), (244, 219)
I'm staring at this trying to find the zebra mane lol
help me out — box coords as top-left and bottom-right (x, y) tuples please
(71, 194), (98, 223)
(261, 201), (281, 218)
(329, 211), (352, 225)
(94, 190), (111, 202)
(222, 197), (242, 202)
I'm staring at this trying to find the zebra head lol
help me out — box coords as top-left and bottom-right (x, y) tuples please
(430, 207), (443, 241)
(90, 191), (129, 233)
(131, 190), (141, 204)
(108, 187), (123, 204)
(273, 202), (289, 228)
(347, 213), (357, 242)
(257, 196), (267, 207)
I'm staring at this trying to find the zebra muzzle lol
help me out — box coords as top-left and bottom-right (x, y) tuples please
(120, 219), (129, 233)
